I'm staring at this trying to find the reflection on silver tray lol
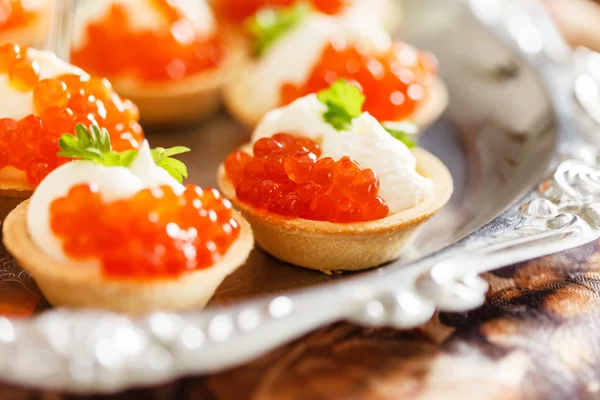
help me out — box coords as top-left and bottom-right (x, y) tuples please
(0, 0), (596, 393)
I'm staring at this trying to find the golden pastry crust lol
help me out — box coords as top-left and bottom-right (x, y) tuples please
(225, 76), (448, 131)
(2, 201), (254, 313)
(217, 147), (453, 272)
(112, 34), (249, 125)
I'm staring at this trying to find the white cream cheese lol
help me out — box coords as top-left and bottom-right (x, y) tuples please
(27, 140), (184, 263)
(72, 0), (216, 50)
(228, 6), (392, 116)
(0, 48), (85, 121)
(252, 94), (433, 214)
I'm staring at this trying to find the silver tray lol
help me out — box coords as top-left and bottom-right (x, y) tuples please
(0, 0), (598, 393)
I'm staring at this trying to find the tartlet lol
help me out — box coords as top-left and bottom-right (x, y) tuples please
(218, 147), (451, 272)
(3, 125), (253, 312)
(223, 2), (448, 130)
(0, 43), (144, 220)
(3, 201), (253, 312)
(218, 81), (453, 272)
(71, 0), (248, 125)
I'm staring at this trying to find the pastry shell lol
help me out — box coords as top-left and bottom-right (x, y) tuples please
(217, 147), (453, 272)
(225, 76), (449, 131)
(2, 201), (254, 313)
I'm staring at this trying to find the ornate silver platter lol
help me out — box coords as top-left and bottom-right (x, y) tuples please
(0, 0), (596, 393)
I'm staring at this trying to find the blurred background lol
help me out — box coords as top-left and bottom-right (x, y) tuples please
(542, 0), (600, 51)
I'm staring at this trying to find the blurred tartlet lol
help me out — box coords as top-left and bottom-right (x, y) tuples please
(71, 0), (247, 124)
(224, 2), (447, 130)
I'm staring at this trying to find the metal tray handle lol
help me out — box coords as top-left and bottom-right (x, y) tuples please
(2, 152), (599, 392)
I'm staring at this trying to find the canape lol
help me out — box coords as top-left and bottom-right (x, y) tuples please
(211, 0), (401, 37)
(218, 81), (453, 272)
(71, 0), (247, 125)
(3, 124), (253, 313)
(0, 0), (49, 47)
(224, 2), (447, 130)
(0, 43), (144, 219)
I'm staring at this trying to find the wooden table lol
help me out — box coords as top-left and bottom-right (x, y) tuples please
(2, 0), (600, 398)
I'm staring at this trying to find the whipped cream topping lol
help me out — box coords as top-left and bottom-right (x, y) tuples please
(0, 48), (85, 121)
(72, 0), (216, 50)
(27, 141), (184, 263)
(229, 7), (392, 115)
(252, 94), (433, 214)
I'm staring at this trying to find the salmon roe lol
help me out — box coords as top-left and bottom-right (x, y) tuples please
(224, 133), (389, 223)
(0, 43), (143, 185)
(213, 0), (345, 24)
(0, 0), (37, 32)
(71, 0), (227, 82)
(49, 184), (241, 279)
(281, 41), (438, 122)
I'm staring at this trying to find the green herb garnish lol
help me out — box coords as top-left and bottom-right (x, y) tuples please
(245, 2), (310, 56)
(383, 121), (417, 148)
(316, 79), (419, 147)
(316, 79), (365, 131)
(150, 146), (190, 184)
(58, 124), (190, 183)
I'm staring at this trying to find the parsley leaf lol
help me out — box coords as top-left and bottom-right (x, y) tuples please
(58, 123), (191, 183)
(316, 79), (365, 130)
(151, 146), (190, 182)
(383, 121), (418, 148)
(246, 2), (310, 56)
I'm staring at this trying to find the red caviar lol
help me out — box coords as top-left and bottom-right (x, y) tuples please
(71, 0), (226, 82)
(0, 43), (143, 185)
(8, 57), (39, 90)
(281, 41), (438, 122)
(0, 0), (37, 32)
(213, 0), (345, 24)
(224, 133), (389, 222)
(49, 184), (240, 279)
